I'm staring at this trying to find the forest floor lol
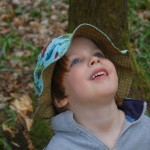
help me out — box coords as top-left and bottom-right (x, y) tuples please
(0, 0), (68, 105)
(0, 0), (68, 149)
(0, 0), (150, 149)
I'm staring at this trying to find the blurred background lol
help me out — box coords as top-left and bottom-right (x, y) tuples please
(0, 0), (150, 149)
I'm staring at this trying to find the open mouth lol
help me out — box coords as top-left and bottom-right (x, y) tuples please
(90, 69), (108, 80)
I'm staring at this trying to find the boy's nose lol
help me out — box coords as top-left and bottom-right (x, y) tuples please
(89, 57), (100, 66)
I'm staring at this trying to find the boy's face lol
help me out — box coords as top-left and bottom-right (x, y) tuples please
(60, 37), (118, 111)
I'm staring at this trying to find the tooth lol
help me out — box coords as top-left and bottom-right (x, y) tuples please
(91, 71), (107, 80)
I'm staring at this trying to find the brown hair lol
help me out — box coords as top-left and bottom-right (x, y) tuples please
(51, 55), (69, 115)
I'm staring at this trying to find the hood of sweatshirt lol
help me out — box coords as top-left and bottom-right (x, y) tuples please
(51, 98), (147, 133)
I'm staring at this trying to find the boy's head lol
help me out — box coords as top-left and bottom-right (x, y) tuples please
(52, 37), (119, 115)
(34, 23), (133, 118)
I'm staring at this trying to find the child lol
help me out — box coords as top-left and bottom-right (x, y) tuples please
(34, 23), (150, 150)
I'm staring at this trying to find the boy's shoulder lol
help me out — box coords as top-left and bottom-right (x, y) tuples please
(44, 135), (69, 150)
(141, 115), (150, 125)
(134, 114), (150, 136)
(137, 115), (150, 140)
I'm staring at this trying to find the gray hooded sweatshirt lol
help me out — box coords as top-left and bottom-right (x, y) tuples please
(45, 99), (150, 150)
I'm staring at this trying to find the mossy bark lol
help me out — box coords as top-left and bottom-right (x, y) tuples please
(69, 0), (150, 103)
(69, 0), (129, 49)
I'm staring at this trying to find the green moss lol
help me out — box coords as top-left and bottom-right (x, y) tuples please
(129, 49), (150, 101)
(30, 118), (52, 150)
(30, 93), (52, 149)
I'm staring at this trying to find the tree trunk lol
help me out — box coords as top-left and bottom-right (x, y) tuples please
(69, 0), (129, 49)
(69, 0), (150, 102)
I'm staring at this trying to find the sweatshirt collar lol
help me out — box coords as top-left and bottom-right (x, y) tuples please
(118, 98), (147, 122)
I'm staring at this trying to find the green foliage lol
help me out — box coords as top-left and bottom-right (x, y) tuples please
(18, 41), (40, 65)
(129, 0), (150, 80)
(0, 32), (40, 69)
(129, 0), (150, 10)
(0, 33), (19, 60)
(63, 0), (70, 4)
(30, 9), (42, 18)
(2, 108), (17, 127)
(0, 108), (16, 150)
(46, 0), (52, 4)
(14, 6), (25, 16)
(0, 137), (11, 150)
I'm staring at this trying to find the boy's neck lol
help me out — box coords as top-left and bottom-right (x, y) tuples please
(73, 99), (124, 133)
(72, 99), (125, 149)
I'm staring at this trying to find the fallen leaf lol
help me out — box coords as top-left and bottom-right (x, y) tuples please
(0, 28), (10, 34)
(0, 22), (9, 27)
(13, 17), (25, 26)
(10, 93), (33, 131)
(2, 124), (17, 137)
(1, 13), (14, 20)
(139, 10), (150, 20)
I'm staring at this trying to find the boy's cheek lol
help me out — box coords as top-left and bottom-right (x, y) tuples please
(64, 71), (88, 93)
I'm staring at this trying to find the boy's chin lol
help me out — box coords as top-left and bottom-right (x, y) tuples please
(95, 87), (118, 97)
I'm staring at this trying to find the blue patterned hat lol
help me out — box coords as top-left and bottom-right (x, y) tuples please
(34, 23), (133, 118)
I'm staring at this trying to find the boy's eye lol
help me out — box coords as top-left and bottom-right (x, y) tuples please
(71, 58), (82, 67)
(94, 52), (105, 58)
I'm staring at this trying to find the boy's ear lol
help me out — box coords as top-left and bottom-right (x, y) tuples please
(54, 98), (69, 108)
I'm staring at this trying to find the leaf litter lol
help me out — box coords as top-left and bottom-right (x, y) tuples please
(0, 0), (68, 149)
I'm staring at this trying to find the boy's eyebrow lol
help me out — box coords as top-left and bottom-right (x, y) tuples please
(66, 54), (80, 60)
(67, 54), (79, 58)
(93, 48), (105, 55)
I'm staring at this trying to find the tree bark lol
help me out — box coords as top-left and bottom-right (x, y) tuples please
(69, 0), (129, 49)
